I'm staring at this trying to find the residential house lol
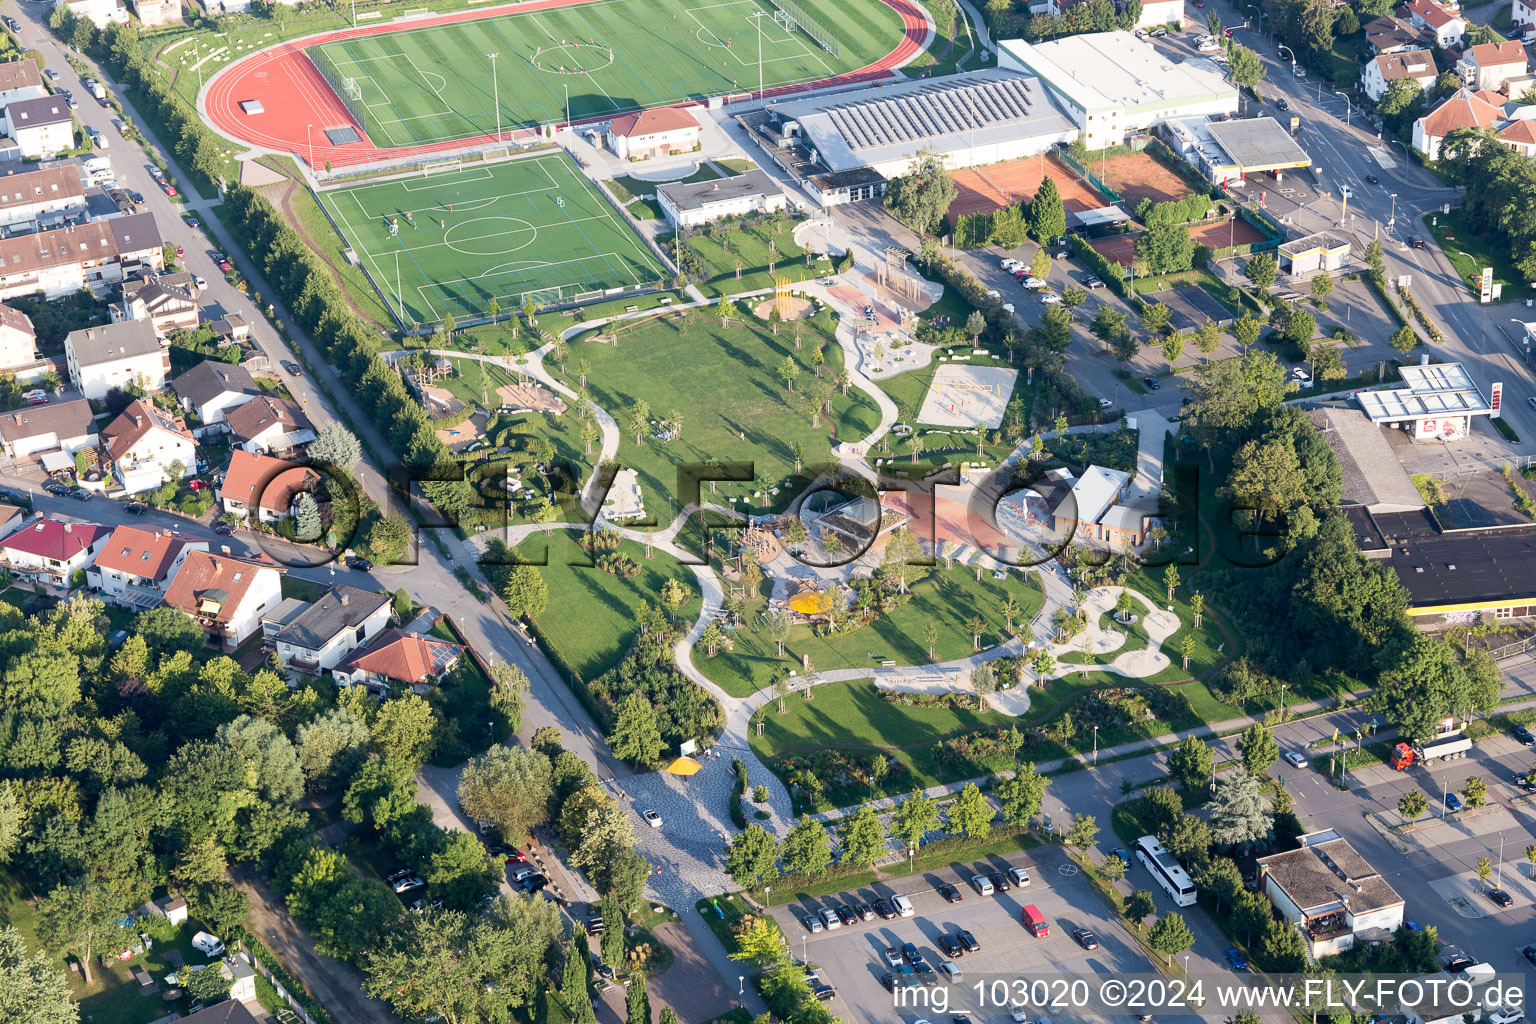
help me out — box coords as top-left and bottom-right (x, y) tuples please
(605, 106), (701, 161)
(219, 448), (319, 524)
(1499, 116), (1536, 153)
(99, 399), (196, 494)
(4, 96), (74, 160)
(0, 502), (24, 540)
(273, 585), (392, 675)
(86, 525), (207, 608)
(162, 549), (284, 650)
(0, 398), (98, 459)
(142, 894), (189, 926)
(226, 396), (315, 457)
(175, 996), (264, 1024)
(1363, 15), (1425, 52)
(56, 0), (131, 28)
(1361, 49), (1438, 102)
(65, 319), (168, 401)
(1404, 0), (1465, 48)
(1413, 87), (1503, 159)
(0, 63), (47, 109)
(333, 627), (466, 695)
(1256, 829), (1405, 957)
(1514, 0), (1536, 35)
(0, 165), (87, 232)
(127, 0), (181, 25)
(0, 302), (36, 370)
(171, 360), (261, 437)
(657, 169), (790, 229)
(0, 212), (163, 300)
(110, 271), (200, 338)
(1049, 465), (1156, 548)
(1458, 40), (1529, 91)
(0, 518), (110, 587)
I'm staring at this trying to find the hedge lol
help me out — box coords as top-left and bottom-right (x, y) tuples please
(1067, 234), (1133, 302)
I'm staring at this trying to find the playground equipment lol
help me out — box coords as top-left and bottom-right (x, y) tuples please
(876, 246), (928, 305)
(775, 276), (794, 320)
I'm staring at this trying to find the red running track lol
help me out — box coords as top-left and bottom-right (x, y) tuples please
(201, 0), (930, 169)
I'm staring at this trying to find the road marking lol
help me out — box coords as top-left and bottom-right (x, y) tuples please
(1370, 146), (1397, 169)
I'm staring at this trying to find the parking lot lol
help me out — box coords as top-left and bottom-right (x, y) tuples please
(767, 846), (1174, 1024)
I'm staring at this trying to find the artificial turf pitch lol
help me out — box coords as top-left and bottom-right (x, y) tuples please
(317, 152), (667, 327)
(305, 0), (901, 147)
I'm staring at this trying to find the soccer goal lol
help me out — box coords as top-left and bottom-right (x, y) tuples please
(765, 0), (840, 56)
(311, 46), (370, 134)
(422, 157), (463, 175)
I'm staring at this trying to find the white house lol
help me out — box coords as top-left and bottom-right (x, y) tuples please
(225, 396), (315, 457)
(0, 213), (163, 301)
(162, 549), (284, 651)
(333, 627), (466, 695)
(605, 106), (701, 161)
(219, 448), (320, 524)
(55, 0), (131, 28)
(0, 64), (47, 110)
(0, 518), (110, 588)
(1256, 829), (1404, 957)
(87, 525), (206, 608)
(0, 303), (37, 371)
(171, 360), (261, 437)
(110, 271), (201, 339)
(1362, 50), (1438, 102)
(65, 319), (169, 401)
(1404, 0), (1465, 48)
(126, 0), (181, 26)
(1457, 40), (1529, 92)
(273, 585), (392, 675)
(0, 398), (98, 460)
(656, 169), (789, 229)
(1132, 0), (1184, 28)
(1514, 0), (1536, 35)
(1413, 87), (1503, 159)
(0, 165), (88, 233)
(99, 399), (196, 495)
(4, 95), (74, 160)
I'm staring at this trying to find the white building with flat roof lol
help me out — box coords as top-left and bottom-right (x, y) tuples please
(998, 32), (1239, 149)
(1355, 359), (1494, 442)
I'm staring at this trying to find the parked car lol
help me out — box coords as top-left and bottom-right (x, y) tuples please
(971, 874), (994, 896)
(1282, 751), (1308, 768)
(883, 947), (903, 967)
(1143, 377), (1161, 390)
(853, 903), (874, 921)
(161, 183), (177, 197)
(803, 914), (824, 933)
(1225, 947), (1249, 971)
(123, 501), (147, 515)
(1522, 945), (1536, 967)
(937, 883), (962, 903)
(1514, 723), (1534, 744)
(1443, 954), (1476, 973)
(1072, 928), (1099, 950)
(282, 360), (302, 376)
(1445, 792), (1464, 812)
(191, 931), (225, 957)
(819, 907), (841, 930)
(390, 875), (425, 893)
(833, 904), (856, 927)
(2, 15), (19, 30)
(68, 488), (91, 502)
(43, 68), (59, 81)
(1006, 866), (1030, 887)
(988, 871), (1010, 892)
(44, 482), (70, 496)
(519, 873), (548, 892)
(874, 899), (897, 920)
(937, 934), (964, 958)
(1487, 887), (1514, 908)
(902, 942), (926, 967)
(938, 961), (963, 983)
(1490, 1009), (1524, 1024)
(957, 930), (980, 952)
(214, 522), (235, 536)
(811, 983), (836, 1002)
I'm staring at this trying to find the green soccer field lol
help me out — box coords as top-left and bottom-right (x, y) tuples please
(305, 0), (903, 148)
(316, 153), (668, 327)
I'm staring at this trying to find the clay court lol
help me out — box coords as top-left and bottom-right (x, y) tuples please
(1099, 150), (1195, 210)
(1190, 217), (1269, 250)
(496, 382), (567, 415)
(948, 155), (1108, 221)
(1090, 235), (1136, 268)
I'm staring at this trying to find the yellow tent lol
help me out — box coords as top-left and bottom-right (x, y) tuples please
(788, 590), (833, 615)
(663, 757), (703, 777)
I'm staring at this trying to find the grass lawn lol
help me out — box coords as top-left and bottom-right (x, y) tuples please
(555, 307), (880, 523)
(900, 0), (975, 79)
(661, 217), (818, 297)
(698, 566), (1044, 698)
(269, 176), (395, 329)
(1423, 211), (1523, 302)
(518, 528), (699, 683)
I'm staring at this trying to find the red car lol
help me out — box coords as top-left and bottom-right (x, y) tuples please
(162, 183), (177, 197)
(218, 257), (233, 272)
(188, 480), (207, 491)
(174, 245), (184, 258)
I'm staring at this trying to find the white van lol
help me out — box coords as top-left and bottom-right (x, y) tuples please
(891, 894), (915, 917)
(1460, 963), (1497, 986)
(971, 874), (995, 896)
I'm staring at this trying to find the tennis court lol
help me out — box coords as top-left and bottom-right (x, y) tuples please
(947, 154), (1106, 221)
(317, 152), (667, 327)
(305, 0), (903, 148)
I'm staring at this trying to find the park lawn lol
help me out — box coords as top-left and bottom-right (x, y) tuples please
(662, 217), (817, 297)
(556, 308), (881, 523)
(900, 0), (975, 79)
(1423, 211), (1523, 301)
(517, 528), (700, 683)
(698, 565), (1045, 698)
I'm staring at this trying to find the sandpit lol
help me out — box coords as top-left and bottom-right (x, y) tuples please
(752, 296), (816, 320)
(916, 364), (1017, 428)
(436, 412), (487, 451)
(496, 381), (567, 415)
(421, 384), (466, 419)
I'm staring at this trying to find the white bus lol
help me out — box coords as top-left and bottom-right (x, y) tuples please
(1135, 835), (1197, 907)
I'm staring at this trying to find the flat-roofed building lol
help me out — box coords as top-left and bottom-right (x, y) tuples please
(1278, 231), (1351, 277)
(657, 169), (789, 229)
(1355, 360), (1493, 442)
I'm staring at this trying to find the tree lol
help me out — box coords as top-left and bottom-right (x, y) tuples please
(948, 783), (993, 838)
(777, 356), (800, 392)
(457, 747), (552, 845)
(731, 917), (787, 968)
(838, 804), (887, 864)
(1390, 325), (1418, 354)
(502, 565), (549, 619)
(1063, 813), (1099, 849)
(1525, 844), (1536, 878)
(1029, 176), (1066, 242)
(608, 692), (664, 766)
(0, 925), (75, 1024)
(1232, 315), (1262, 352)
(1310, 274), (1334, 300)
(1125, 890), (1156, 930)
(1463, 775), (1488, 808)
(1476, 856), (1493, 891)
(1163, 563), (1180, 601)
(218, 714), (304, 806)
(971, 662), (997, 705)
(1193, 319), (1222, 359)
(1148, 911), (1195, 966)
(1101, 853), (1126, 883)
(1161, 333), (1185, 365)
(294, 492), (322, 542)
(1196, 856), (1246, 913)
(1141, 302), (1172, 337)
(1398, 789), (1428, 821)
(725, 823), (779, 891)
(372, 695), (437, 766)
(965, 615), (986, 651)
(995, 762), (1048, 826)
(1228, 44), (1265, 90)
(625, 968), (651, 1024)
(1238, 723), (1278, 775)
(1136, 222), (1197, 275)
(38, 881), (127, 985)
(1283, 308), (1316, 350)
(364, 909), (549, 1023)
(781, 814), (832, 878)
(890, 792), (940, 848)
(0, 783), (21, 865)
(883, 153), (959, 236)
(563, 934), (594, 1023)
(1208, 770), (1273, 847)
(1168, 735), (1214, 791)
(966, 310), (987, 344)
(1244, 252), (1277, 292)
(308, 422), (362, 469)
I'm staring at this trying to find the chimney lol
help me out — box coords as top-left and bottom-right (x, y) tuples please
(340, 592), (349, 606)
(64, 523), (72, 533)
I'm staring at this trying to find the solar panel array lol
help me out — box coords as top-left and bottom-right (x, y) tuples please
(824, 77), (1037, 152)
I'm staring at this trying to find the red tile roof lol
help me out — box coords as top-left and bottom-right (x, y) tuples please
(608, 106), (699, 138)
(93, 525), (202, 582)
(162, 549), (280, 624)
(338, 627), (464, 686)
(1, 518), (109, 560)
(1406, 0), (1459, 29)
(1499, 119), (1536, 143)
(0, 302), (34, 338)
(1420, 89), (1503, 136)
(101, 399), (192, 461)
(221, 449), (319, 514)
(1374, 49), (1437, 81)
(1467, 40), (1527, 67)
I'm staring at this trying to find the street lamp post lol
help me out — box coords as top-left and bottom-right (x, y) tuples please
(1279, 683), (1286, 718)
(1276, 43), (1295, 67)
(1333, 89), (1350, 127)
(1388, 192), (1398, 235)
(487, 53), (501, 141)
(1092, 725), (1099, 764)
(1442, 775), (1449, 819)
